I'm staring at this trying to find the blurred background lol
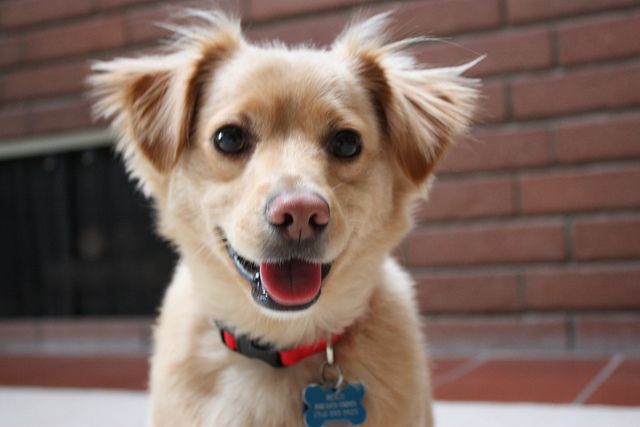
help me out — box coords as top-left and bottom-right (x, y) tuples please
(0, 0), (639, 407)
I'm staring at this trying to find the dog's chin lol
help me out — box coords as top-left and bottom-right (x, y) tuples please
(223, 240), (332, 313)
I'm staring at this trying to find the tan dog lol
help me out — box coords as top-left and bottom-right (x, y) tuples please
(90, 10), (479, 427)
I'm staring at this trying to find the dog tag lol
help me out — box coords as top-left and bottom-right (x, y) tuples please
(303, 382), (366, 427)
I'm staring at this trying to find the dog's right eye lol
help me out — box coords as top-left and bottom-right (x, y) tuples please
(212, 125), (248, 154)
(327, 129), (362, 159)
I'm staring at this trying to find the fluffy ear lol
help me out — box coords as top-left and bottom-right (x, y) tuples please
(333, 13), (481, 185)
(89, 12), (242, 180)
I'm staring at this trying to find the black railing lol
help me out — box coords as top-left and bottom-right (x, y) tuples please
(0, 147), (174, 317)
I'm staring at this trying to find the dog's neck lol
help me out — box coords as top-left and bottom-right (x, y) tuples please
(215, 320), (343, 368)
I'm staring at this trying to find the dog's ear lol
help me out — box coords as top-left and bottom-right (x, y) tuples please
(333, 13), (481, 186)
(89, 12), (242, 178)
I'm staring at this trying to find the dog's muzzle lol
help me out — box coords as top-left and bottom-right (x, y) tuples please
(225, 242), (332, 311)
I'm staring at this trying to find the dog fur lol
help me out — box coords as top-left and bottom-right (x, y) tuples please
(90, 10), (479, 427)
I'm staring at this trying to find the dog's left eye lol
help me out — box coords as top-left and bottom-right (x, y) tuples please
(212, 125), (248, 154)
(327, 129), (362, 159)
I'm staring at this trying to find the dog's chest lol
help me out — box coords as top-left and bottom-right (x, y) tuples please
(202, 361), (314, 427)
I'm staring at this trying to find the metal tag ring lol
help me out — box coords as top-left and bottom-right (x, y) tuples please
(320, 362), (344, 390)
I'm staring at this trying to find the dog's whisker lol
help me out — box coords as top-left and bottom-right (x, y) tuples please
(189, 239), (216, 260)
(330, 182), (346, 192)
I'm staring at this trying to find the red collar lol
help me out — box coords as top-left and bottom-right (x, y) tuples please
(219, 326), (341, 368)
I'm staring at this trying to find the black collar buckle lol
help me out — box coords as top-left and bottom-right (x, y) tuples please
(217, 321), (283, 368)
(232, 333), (282, 367)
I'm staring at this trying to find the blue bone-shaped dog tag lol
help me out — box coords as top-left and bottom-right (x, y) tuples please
(303, 382), (366, 427)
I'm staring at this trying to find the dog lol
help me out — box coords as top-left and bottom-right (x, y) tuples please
(90, 10), (479, 427)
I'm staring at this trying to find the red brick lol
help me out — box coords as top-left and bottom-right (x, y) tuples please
(123, 1), (244, 43)
(247, 11), (348, 46)
(404, 220), (565, 266)
(558, 13), (640, 65)
(431, 358), (469, 381)
(24, 16), (126, 62)
(0, 0), (94, 29)
(417, 176), (516, 221)
(0, 106), (29, 139)
(438, 127), (552, 174)
(512, 62), (640, 119)
(573, 215), (640, 261)
(246, 0), (368, 21)
(520, 166), (640, 214)
(40, 318), (151, 342)
(435, 358), (607, 403)
(0, 355), (149, 390)
(416, 27), (552, 77)
(424, 315), (568, 351)
(382, 0), (502, 37)
(476, 82), (509, 123)
(0, 36), (23, 68)
(506, 0), (640, 24)
(526, 266), (640, 310)
(30, 98), (94, 135)
(124, 5), (174, 44)
(586, 360), (640, 405)
(415, 272), (521, 313)
(97, 0), (158, 10)
(554, 113), (640, 163)
(575, 314), (640, 351)
(0, 61), (89, 102)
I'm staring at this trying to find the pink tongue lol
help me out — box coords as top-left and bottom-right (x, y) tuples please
(259, 261), (322, 306)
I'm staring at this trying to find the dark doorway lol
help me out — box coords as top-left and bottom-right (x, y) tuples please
(0, 147), (175, 317)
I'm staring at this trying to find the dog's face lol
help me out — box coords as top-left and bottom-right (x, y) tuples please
(91, 13), (478, 329)
(185, 47), (401, 312)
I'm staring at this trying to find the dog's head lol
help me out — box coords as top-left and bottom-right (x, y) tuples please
(90, 11), (479, 339)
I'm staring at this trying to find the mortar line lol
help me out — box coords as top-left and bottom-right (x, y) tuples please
(432, 352), (489, 388)
(572, 354), (624, 404)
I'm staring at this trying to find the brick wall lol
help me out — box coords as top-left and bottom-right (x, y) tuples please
(1, 0), (639, 353)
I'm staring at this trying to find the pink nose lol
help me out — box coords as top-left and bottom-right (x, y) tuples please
(266, 192), (330, 241)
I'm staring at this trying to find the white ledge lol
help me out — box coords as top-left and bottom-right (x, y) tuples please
(0, 128), (114, 160)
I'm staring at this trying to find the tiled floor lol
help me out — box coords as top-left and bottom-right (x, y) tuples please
(1, 354), (639, 406)
(585, 359), (640, 406)
(431, 355), (640, 405)
(0, 356), (148, 390)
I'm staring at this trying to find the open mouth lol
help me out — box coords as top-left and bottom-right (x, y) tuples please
(224, 240), (331, 312)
